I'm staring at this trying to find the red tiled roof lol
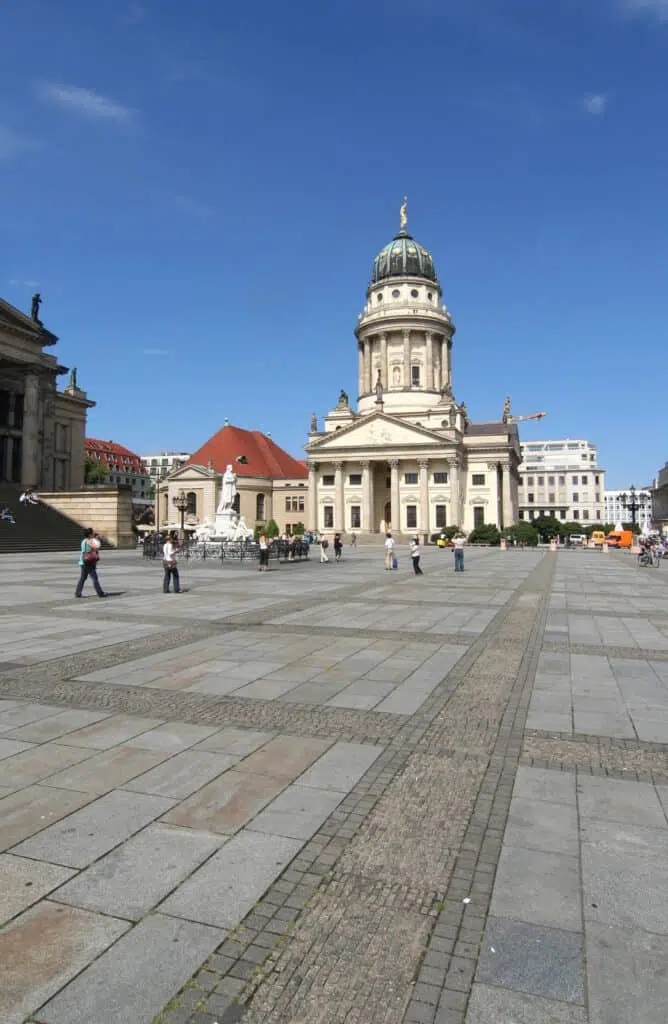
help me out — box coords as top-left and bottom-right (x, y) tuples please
(85, 438), (143, 471)
(187, 425), (308, 480)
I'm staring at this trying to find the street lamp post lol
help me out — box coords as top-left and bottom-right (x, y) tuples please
(172, 490), (188, 544)
(620, 485), (641, 529)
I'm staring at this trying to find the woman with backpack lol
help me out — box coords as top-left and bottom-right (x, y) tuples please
(75, 527), (106, 599)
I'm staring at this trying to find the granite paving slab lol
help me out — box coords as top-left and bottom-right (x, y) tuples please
(585, 921), (668, 1024)
(122, 749), (239, 799)
(466, 983), (588, 1024)
(41, 744), (171, 795)
(476, 917), (585, 1004)
(0, 854), (75, 926)
(0, 785), (92, 852)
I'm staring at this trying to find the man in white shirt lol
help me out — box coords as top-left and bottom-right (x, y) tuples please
(453, 533), (465, 572)
(384, 532), (395, 570)
(162, 532), (181, 593)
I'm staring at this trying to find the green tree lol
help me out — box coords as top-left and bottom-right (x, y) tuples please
(254, 522), (266, 540)
(622, 522), (642, 534)
(84, 455), (109, 485)
(292, 522), (305, 536)
(560, 521), (586, 538)
(532, 515), (562, 541)
(266, 519), (280, 539)
(468, 523), (501, 545)
(146, 483), (156, 500)
(504, 522), (539, 546)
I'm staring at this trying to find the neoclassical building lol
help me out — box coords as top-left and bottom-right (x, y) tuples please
(306, 211), (520, 536)
(0, 295), (94, 491)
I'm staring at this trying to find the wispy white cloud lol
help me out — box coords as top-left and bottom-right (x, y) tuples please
(8, 278), (39, 289)
(0, 126), (39, 161)
(617, 0), (668, 20)
(167, 194), (216, 219)
(583, 93), (608, 116)
(37, 83), (135, 124)
(142, 348), (169, 356)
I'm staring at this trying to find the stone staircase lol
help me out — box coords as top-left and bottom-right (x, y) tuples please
(0, 484), (89, 554)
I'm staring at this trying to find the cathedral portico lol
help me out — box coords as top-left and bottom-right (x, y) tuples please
(306, 202), (521, 538)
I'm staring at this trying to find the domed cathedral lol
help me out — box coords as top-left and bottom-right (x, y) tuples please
(305, 201), (521, 538)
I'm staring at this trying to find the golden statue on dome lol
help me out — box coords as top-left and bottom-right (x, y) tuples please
(400, 195), (408, 231)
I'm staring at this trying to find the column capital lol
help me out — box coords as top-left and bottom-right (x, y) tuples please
(361, 460), (372, 470)
(389, 459), (399, 469)
(402, 329), (410, 341)
(334, 461), (344, 472)
(418, 459), (430, 471)
(487, 461), (499, 471)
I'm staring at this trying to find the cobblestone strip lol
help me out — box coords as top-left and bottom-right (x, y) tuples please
(521, 730), (668, 782)
(401, 558), (556, 1024)
(541, 641), (668, 661)
(152, 556), (555, 1024)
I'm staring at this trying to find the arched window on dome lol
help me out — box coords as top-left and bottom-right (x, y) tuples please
(390, 246), (403, 274)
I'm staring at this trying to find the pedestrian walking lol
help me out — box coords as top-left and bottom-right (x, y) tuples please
(162, 531), (181, 593)
(410, 536), (423, 574)
(453, 532), (465, 572)
(384, 532), (395, 570)
(75, 527), (106, 598)
(350, 532), (357, 548)
(334, 533), (343, 561)
(258, 534), (270, 571)
(320, 537), (330, 563)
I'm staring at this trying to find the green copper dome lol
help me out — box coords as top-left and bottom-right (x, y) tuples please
(371, 229), (438, 285)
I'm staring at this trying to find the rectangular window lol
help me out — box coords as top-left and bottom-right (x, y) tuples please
(435, 504), (446, 528)
(472, 474), (486, 486)
(596, 510), (601, 520)
(559, 475), (565, 485)
(411, 365), (420, 387)
(285, 497), (291, 511)
(527, 476), (534, 486)
(406, 505), (417, 529)
(572, 493), (579, 503)
(298, 496), (305, 512)
(473, 506), (485, 528)
(582, 475), (588, 485)
(518, 510), (525, 520)
(573, 510), (580, 520)
(404, 472), (418, 485)
(595, 475), (600, 485)
(322, 475), (335, 486)
(548, 492), (555, 503)
(595, 492), (600, 502)
(572, 475), (578, 485)
(548, 476), (555, 485)
(528, 493), (535, 503)
(433, 472), (448, 484)
(350, 505), (361, 529)
(560, 509), (567, 520)
(348, 474), (362, 486)
(291, 496), (300, 511)
(538, 476), (544, 485)
(324, 506), (334, 528)
(583, 510), (589, 520)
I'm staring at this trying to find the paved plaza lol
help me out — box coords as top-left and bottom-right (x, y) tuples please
(0, 544), (667, 1024)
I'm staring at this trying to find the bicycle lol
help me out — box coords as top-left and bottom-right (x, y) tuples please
(637, 550), (660, 568)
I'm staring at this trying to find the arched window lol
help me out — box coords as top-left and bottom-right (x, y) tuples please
(186, 491), (197, 515)
(233, 493), (240, 514)
(256, 493), (265, 520)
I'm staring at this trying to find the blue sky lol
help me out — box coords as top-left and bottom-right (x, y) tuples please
(2, 0), (667, 487)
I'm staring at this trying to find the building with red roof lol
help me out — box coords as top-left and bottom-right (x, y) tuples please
(155, 423), (309, 534)
(85, 438), (152, 499)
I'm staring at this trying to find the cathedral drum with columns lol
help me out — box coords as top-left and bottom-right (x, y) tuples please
(306, 205), (520, 538)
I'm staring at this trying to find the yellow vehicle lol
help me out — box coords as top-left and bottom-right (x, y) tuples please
(591, 531), (606, 547)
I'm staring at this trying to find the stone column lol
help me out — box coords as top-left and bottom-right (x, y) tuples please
(379, 333), (388, 389)
(308, 463), (318, 532)
(334, 461), (345, 532)
(358, 344), (364, 396)
(426, 332), (434, 390)
(419, 459), (430, 535)
(390, 459), (400, 533)
(362, 460), (373, 532)
(449, 459), (460, 528)
(365, 339), (373, 394)
(403, 331), (411, 388)
(21, 373), (40, 488)
(502, 463), (513, 528)
(446, 338), (453, 389)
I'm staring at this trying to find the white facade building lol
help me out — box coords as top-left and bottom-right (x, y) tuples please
(306, 207), (521, 537)
(604, 488), (653, 532)
(518, 439), (605, 524)
(141, 451), (190, 482)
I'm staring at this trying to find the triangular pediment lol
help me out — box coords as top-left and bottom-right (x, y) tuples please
(167, 462), (216, 482)
(308, 412), (444, 452)
(0, 298), (58, 345)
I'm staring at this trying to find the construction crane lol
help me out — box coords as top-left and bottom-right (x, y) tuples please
(502, 396), (547, 425)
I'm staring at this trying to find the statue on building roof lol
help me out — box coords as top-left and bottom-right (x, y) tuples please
(310, 412), (318, 433)
(68, 367), (78, 390)
(441, 381), (452, 399)
(400, 195), (408, 232)
(502, 395), (511, 423)
(31, 293), (42, 324)
(375, 369), (384, 403)
(338, 389), (349, 408)
(460, 402), (469, 424)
